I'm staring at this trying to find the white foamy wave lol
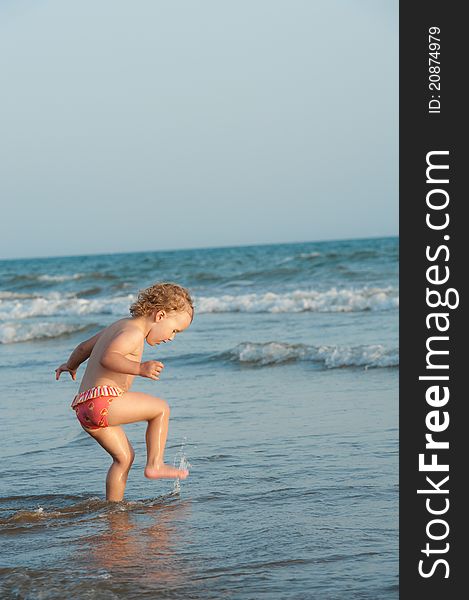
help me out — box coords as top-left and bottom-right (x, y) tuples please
(0, 291), (39, 300)
(279, 251), (322, 264)
(280, 252), (322, 265)
(226, 342), (398, 369)
(0, 293), (135, 320)
(0, 322), (91, 344)
(197, 287), (398, 314)
(37, 273), (84, 282)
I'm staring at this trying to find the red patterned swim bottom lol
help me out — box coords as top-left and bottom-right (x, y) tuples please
(71, 385), (123, 430)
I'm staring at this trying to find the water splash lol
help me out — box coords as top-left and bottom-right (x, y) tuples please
(172, 437), (192, 495)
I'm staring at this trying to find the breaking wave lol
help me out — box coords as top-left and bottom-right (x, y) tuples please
(221, 342), (398, 369)
(0, 293), (134, 320)
(0, 286), (398, 321)
(0, 291), (39, 300)
(0, 322), (93, 344)
(36, 273), (84, 282)
(197, 287), (398, 314)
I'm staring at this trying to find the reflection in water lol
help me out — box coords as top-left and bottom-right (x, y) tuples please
(78, 498), (194, 592)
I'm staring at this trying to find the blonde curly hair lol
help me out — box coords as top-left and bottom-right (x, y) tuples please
(129, 282), (193, 318)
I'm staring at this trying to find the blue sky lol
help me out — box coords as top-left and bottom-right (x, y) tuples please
(0, 0), (397, 259)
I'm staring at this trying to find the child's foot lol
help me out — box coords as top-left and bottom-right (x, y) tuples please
(144, 463), (189, 480)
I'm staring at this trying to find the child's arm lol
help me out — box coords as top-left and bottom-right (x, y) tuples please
(55, 331), (103, 380)
(100, 328), (164, 380)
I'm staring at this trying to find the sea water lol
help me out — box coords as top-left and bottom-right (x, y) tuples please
(0, 237), (398, 599)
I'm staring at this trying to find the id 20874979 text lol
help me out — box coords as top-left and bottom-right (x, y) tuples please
(428, 26), (441, 114)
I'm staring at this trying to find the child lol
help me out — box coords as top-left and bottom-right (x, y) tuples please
(55, 282), (193, 502)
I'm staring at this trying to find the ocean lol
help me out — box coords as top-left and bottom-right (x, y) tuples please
(0, 237), (398, 599)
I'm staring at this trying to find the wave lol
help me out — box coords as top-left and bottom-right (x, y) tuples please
(197, 287), (398, 313)
(0, 293), (134, 320)
(279, 246), (396, 264)
(36, 273), (84, 282)
(281, 251), (322, 262)
(1, 272), (120, 290)
(3, 272), (86, 284)
(0, 291), (39, 300)
(219, 342), (398, 369)
(0, 322), (93, 344)
(0, 286), (398, 321)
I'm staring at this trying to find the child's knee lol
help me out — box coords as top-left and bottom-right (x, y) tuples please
(154, 397), (170, 416)
(114, 448), (134, 470)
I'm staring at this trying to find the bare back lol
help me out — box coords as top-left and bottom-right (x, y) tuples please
(78, 318), (144, 393)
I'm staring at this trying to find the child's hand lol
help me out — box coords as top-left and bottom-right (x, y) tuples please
(139, 360), (164, 380)
(55, 364), (77, 381)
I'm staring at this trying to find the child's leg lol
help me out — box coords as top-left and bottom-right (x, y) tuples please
(84, 426), (135, 502)
(106, 392), (189, 480)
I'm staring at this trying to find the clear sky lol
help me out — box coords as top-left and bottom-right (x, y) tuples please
(0, 0), (397, 260)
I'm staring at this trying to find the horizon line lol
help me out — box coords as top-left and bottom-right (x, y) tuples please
(0, 233), (399, 262)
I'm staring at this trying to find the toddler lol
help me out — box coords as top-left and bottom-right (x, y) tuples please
(55, 282), (193, 501)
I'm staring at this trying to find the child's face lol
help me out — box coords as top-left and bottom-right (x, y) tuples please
(146, 309), (192, 346)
